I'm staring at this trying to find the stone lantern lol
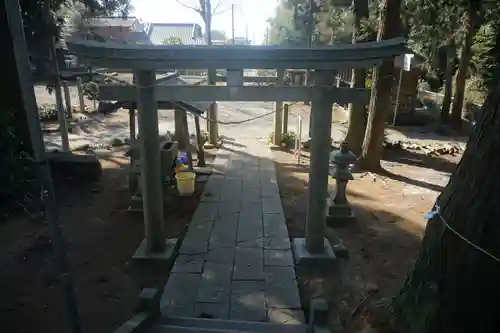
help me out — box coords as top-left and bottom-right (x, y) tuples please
(326, 142), (357, 227)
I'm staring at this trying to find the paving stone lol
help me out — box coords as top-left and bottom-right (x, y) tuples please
(263, 214), (289, 238)
(231, 280), (264, 295)
(268, 308), (305, 324)
(161, 273), (201, 315)
(264, 250), (294, 267)
(233, 247), (264, 281)
(194, 302), (230, 319)
(240, 202), (263, 220)
(265, 279), (301, 309)
(172, 254), (205, 273)
(209, 222), (238, 249)
(230, 292), (267, 322)
(243, 179), (261, 190)
(179, 238), (209, 255)
(191, 202), (219, 224)
(264, 236), (291, 250)
(264, 266), (297, 283)
(241, 188), (261, 203)
(187, 220), (214, 235)
(237, 223), (263, 242)
(197, 263), (233, 303)
(237, 238), (264, 248)
(262, 197), (284, 215)
(235, 247), (264, 265)
(206, 247), (236, 264)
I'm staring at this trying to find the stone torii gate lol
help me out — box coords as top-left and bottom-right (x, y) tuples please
(67, 38), (407, 264)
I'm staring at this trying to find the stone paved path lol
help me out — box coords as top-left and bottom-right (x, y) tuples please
(160, 139), (304, 324)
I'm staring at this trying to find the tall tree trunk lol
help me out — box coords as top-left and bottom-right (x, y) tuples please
(1, 0), (38, 212)
(392, 83), (500, 333)
(344, 0), (369, 156)
(358, 0), (402, 171)
(450, 9), (476, 130)
(440, 42), (455, 123)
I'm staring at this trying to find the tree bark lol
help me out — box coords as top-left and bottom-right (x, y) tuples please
(344, 0), (370, 156)
(450, 9), (476, 130)
(358, 0), (402, 171)
(1, 1), (38, 211)
(440, 42), (455, 123)
(392, 83), (500, 333)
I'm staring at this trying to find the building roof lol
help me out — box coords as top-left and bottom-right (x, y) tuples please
(85, 16), (140, 29)
(148, 23), (205, 45)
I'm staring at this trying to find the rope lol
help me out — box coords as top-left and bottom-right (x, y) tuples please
(425, 205), (500, 263)
(90, 72), (335, 126)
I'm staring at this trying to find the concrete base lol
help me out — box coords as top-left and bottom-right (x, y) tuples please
(132, 238), (178, 262)
(269, 143), (285, 150)
(46, 151), (102, 183)
(291, 238), (338, 272)
(128, 195), (143, 212)
(326, 203), (356, 228)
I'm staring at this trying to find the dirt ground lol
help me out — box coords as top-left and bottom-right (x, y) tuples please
(273, 145), (461, 332)
(0, 147), (215, 333)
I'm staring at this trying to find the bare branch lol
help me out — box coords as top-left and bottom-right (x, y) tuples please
(175, 0), (202, 14)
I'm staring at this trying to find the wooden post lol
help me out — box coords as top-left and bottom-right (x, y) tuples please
(180, 110), (194, 171)
(62, 81), (72, 119)
(135, 70), (165, 254)
(305, 70), (335, 254)
(50, 39), (70, 152)
(392, 67), (404, 125)
(174, 108), (186, 149)
(283, 103), (289, 134)
(129, 107), (136, 143)
(273, 69), (284, 145)
(76, 77), (85, 113)
(194, 115), (206, 167)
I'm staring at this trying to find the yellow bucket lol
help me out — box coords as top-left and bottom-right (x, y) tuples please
(175, 172), (196, 196)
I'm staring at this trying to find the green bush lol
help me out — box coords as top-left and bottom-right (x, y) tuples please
(38, 103), (59, 122)
(0, 110), (38, 216)
(268, 131), (297, 149)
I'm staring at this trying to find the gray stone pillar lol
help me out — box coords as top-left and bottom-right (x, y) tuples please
(305, 70), (334, 253)
(273, 69), (284, 146)
(135, 70), (165, 253)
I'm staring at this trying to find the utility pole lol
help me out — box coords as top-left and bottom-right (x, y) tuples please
(204, 0), (218, 144)
(231, 3), (235, 44)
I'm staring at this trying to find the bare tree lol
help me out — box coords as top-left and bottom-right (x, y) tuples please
(174, 0), (233, 144)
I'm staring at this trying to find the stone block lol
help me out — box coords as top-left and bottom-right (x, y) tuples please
(47, 151), (102, 183)
(291, 238), (339, 273)
(138, 288), (160, 313)
(326, 203), (357, 228)
(132, 238), (178, 263)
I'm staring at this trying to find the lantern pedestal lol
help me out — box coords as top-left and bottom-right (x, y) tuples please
(326, 196), (356, 228)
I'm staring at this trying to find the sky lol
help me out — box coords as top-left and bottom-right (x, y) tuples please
(132, 0), (280, 44)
